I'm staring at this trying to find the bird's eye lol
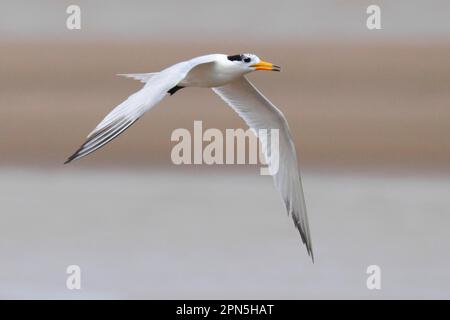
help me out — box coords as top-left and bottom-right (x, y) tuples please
(243, 57), (251, 63)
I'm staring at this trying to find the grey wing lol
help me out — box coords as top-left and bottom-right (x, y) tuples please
(212, 76), (313, 261)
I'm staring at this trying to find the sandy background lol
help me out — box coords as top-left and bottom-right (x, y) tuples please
(2, 42), (450, 170)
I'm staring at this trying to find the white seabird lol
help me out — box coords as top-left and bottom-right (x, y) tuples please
(65, 53), (314, 261)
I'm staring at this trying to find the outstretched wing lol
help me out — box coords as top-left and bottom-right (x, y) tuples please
(65, 62), (193, 164)
(117, 73), (159, 83)
(212, 77), (313, 261)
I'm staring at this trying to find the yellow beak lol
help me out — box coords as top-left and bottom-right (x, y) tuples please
(250, 60), (281, 71)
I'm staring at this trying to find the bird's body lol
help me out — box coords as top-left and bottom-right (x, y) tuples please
(180, 54), (248, 87)
(126, 54), (253, 88)
(65, 53), (314, 261)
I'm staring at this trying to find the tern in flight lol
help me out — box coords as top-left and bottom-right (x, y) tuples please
(65, 53), (314, 261)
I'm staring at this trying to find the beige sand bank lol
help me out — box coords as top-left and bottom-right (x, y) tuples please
(1, 42), (449, 170)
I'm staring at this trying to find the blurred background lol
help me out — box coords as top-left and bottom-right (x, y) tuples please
(1, 0), (449, 299)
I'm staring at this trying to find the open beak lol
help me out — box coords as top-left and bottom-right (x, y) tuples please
(251, 60), (281, 72)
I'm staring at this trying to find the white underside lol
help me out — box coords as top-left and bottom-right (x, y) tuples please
(179, 60), (246, 88)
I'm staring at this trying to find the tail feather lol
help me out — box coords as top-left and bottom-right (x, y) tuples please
(117, 73), (158, 83)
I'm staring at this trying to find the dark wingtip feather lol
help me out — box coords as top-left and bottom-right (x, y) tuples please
(284, 198), (314, 262)
(64, 144), (85, 164)
(63, 117), (140, 167)
(64, 153), (77, 164)
(291, 211), (314, 263)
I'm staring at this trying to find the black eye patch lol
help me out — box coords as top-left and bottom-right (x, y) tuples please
(227, 54), (243, 61)
(243, 57), (251, 63)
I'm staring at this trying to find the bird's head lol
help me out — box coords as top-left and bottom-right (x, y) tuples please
(226, 53), (280, 73)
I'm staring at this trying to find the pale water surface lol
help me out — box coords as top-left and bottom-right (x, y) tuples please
(2, 0), (450, 42)
(0, 169), (449, 299)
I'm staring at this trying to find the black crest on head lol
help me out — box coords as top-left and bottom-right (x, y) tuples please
(227, 54), (243, 61)
(228, 54), (253, 63)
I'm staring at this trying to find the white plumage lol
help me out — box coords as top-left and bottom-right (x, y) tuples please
(65, 53), (313, 261)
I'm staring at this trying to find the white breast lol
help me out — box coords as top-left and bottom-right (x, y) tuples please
(179, 57), (245, 88)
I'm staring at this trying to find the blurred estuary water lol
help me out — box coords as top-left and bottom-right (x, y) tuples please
(2, 0), (450, 42)
(0, 168), (449, 299)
